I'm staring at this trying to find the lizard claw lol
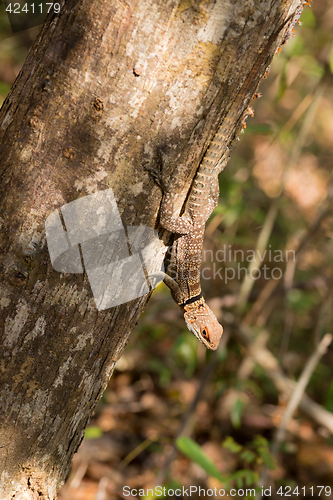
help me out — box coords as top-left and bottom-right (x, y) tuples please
(144, 163), (164, 189)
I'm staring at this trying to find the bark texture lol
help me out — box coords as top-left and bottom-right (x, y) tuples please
(0, 0), (302, 497)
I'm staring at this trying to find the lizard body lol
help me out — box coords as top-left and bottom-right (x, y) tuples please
(160, 157), (227, 351)
(157, 20), (293, 350)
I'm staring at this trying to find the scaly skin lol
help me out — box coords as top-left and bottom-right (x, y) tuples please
(158, 17), (295, 349)
(159, 159), (226, 351)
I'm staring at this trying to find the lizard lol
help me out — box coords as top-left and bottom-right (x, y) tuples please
(151, 14), (300, 351)
(159, 153), (227, 351)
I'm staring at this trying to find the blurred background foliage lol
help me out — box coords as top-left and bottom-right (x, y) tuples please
(1, 1), (333, 499)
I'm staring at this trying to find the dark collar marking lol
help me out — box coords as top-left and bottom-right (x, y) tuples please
(184, 293), (202, 306)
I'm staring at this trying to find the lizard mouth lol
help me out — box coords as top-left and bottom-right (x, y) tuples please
(185, 318), (218, 350)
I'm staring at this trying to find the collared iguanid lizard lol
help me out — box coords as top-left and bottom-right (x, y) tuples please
(159, 151), (227, 351)
(154, 14), (300, 351)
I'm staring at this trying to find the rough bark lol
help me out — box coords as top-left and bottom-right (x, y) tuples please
(0, 0), (302, 498)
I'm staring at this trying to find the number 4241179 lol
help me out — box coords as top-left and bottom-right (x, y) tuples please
(5, 3), (61, 14)
(277, 486), (331, 496)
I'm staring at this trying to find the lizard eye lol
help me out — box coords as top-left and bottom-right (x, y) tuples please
(201, 327), (209, 339)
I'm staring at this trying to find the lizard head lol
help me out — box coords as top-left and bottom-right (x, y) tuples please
(183, 300), (223, 350)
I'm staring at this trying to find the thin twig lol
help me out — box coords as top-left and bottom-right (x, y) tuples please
(155, 329), (230, 485)
(247, 70), (327, 180)
(237, 202), (279, 309)
(241, 69), (330, 323)
(273, 333), (332, 453)
(96, 477), (109, 500)
(118, 436), (158, 472)
(68, 460), (88, 489)
(243, 276), (280, 326)
(257, 333), (332, 498)
(242, 195), (332, 327)
(231, 322), (333, 434)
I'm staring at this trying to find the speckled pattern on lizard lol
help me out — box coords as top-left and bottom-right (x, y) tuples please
(154, 12), (300, 350)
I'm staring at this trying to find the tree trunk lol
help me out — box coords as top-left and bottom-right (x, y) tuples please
(0, 0), (302, 497)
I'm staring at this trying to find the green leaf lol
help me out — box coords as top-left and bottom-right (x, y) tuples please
(0, 81), (11, 95)
(231, 398), (245, 428)
(148, 358), (172, 386)
(222, 436), (243, 454)
(84, 426), (103, 439)
(276, 63), (287, 101)
(300, 8), (316, 28)
(240, 449), (256, 464)
(230, 469), (258, 489)
(330, 47), (333, 75)
(324, 381), (333, 412)
(252, 435), (269, 448)
(258, 446), (276, 469)
(253, 436), (277, 470)
(287, 288), (317, 313)
(245, 471), (259, 487)
(176, 436), (224, 482)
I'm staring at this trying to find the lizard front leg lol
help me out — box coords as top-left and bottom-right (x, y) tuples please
(145, 149), (193, 234)
(149, 161), (223, 350)
(159, 189), (193, 234)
